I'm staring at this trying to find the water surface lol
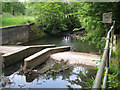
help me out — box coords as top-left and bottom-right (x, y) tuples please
(26, 35), (99, 54)
(3, 59), (96, 88)
(3, 35), (98, 88)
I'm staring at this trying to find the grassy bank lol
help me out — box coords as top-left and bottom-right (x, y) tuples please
(1, 15), (35, 27)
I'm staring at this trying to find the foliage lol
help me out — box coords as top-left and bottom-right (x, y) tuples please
(24, 2), (34, 16)
(62, 2), (81, 31)
(107, 45), (120, 88)
(2, 2), (26, 15)
(30, 24), (46, 40)
(76, 2), (119, 51)
(1, 16), (34, 27)
(32, 2), (65, 34)
(32, 2), (80, 34)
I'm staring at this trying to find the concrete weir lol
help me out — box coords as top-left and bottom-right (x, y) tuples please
(1, 45), (55, 67)
(24, 46), (70, 69)
(50, 51), (101, 67)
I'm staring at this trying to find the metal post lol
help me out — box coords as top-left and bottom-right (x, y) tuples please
(92, 21), (115, 88)
(109, 29), (114, 64)
(102, 67), (109, 89)
(106, 38), (110, 68)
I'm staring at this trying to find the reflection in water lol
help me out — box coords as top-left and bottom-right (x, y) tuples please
(25, 35), (99, 54)
(2, 35), (98, 88)
(62, 36), (70, 44)
(3, 59), (96, 88)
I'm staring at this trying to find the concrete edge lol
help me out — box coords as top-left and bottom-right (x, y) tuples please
(0, 22), (34, 29)
(2, 44), (55, 56)
(24, 46), (71, 69)
(25, 46), (70, 61)
(2, 44), (56, 67)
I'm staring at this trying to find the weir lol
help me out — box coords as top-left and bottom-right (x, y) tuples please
(0, 45), (55, 67)
(1, 42), (101, 88)
(50, 51), (101, 67)
(24, 46), (71, 69)
(0, 45), (101, 69)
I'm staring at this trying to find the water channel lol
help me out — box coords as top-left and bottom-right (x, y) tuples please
(2, 35), (99, 88)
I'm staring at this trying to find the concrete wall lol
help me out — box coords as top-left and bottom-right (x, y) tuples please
(2, 45), (55, 67)
(0, 23), (34, 45)
(24, 46), (70, 70)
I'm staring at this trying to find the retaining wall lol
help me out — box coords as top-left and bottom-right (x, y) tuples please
(0, 23), (34, 45)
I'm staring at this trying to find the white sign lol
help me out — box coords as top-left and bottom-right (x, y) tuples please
(102, 12), (112, 23)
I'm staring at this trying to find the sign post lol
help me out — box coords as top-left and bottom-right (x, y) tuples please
(102, 12), (112, 24)
(102, 12), (112, 34)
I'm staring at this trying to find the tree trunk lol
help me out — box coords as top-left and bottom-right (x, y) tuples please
(12, 10), (15, 15)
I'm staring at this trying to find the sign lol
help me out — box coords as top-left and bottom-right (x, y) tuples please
(102, 12), (112, 23)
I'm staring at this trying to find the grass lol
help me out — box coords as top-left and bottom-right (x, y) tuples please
(0, 15), (35, 27)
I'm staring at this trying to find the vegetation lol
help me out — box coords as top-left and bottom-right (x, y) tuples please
(29, 24), (47, 40)
(1, 15), (34, 27)
(2, 2), (120, 49)
(32, 2), (80, 34)
(1, 2), (120, 88)
(30, 2), (120, 51)
(107, 44), (120, 88)
(2, 2), (26, 15)
(77, 2), (120, 51)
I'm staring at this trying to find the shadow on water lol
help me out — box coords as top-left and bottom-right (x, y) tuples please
(3, 61), (24, 76)
(2, 35), (98, 88)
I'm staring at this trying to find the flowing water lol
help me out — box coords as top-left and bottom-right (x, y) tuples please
(2, 35), (99, 88)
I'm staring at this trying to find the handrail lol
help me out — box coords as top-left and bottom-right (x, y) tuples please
(92, 21), (115, 88)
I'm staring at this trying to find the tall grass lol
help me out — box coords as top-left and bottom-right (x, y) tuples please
(1, 15), (35, 27)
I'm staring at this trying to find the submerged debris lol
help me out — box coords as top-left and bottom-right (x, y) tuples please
(18, 59), (71, 81)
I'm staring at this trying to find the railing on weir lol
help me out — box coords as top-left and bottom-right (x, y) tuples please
(92, 21), (115, 89)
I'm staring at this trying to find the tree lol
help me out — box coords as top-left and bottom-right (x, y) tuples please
(77, 2), (119, 50)
(25, 2), (34, 16)
(63, 2), (81, 31)
(32, 2), (67, 34)
(2, 2), (26, 15)
(32, 2), (81, 34)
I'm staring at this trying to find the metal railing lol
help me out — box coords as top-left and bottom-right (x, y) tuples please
(92, 21), (115, 88)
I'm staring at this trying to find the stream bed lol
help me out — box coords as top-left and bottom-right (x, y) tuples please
(2, 35), (99, 88)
